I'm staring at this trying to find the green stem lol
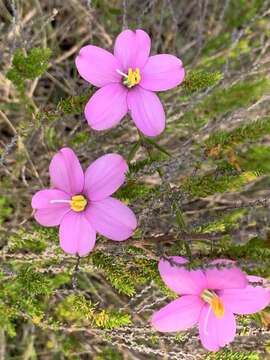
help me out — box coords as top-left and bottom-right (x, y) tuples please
(127, 141), (141, 163)
(137, 131), (164, 177)
(173, 201), (192, 259)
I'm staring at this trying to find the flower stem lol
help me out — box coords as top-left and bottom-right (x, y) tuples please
(127, 141), (141, 163)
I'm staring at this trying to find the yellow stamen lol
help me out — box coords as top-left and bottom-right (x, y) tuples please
(211, 296), (225, 319)
(70, 195), (87, 212)
(201, 289), (225, 319)
(124, 67), (141, 88)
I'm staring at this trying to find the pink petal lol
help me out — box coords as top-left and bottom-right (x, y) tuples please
(85, 83), (128, 131)
(205, 261), (247, 290)
(127, 87), (165, 137)
(85, 197), (137, 241)
(114, 29), (151, 71)
(32, 189), (70, 227)
(140, 54), (185, 92)
(84, 154), (128, 201)
(221, 285), (270, 315)
(49, 148), (84, 196)
(59, 211), (96, 257)
(199, 304), (236, 352)
(158, 257), (207, 295)
(248, 275), (270, 302)
(75, 45), (122, 87)
(151, 295), (203, 332)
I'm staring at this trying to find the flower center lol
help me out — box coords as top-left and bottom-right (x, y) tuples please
(201, 289), (225, 319)
(116, 68), (141, 88)
(70, 195), (88, 212)
(50, 195), (88, 212)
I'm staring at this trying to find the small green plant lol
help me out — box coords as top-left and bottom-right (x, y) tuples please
(57, 294), (132, 329)
(7, 47), (51, 92)
(0, 196), (12, 224)
(183, 70), (223, 94)
(205, 349), (261, 360)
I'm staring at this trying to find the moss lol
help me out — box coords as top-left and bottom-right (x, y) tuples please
(0, 266), (54, 332)
(16, 265), (53, 297)
(182, 171), (258, 198)
(183, 70), (223, 94)
(205, 349), (261, 359)
(224, 237), (270, 276)
(91, 252), (138, 296)
(205, 117), (270, 150)
(8, 225), (57, 253)
(94, 347), (124, 360)
(2, 3), (270, 356)
(200, 35), (255, 71)
(57, 91), (92, 115)
(225, 0), (264, 29)
(200, 77), (269, 119)
(197, 209), (247, 234)
(181, 78), (270, 130)
(53, 334), (82, 359)
(91, 251), (160, 296)
(56, 294), (131, 329)
(56, 294), (95, 322)
(238, 145), (270, 174)
(115, 180), (158, 202)
(7, 47), (51, 92)
(0, 196), (13, 224)
(0, 302), (17, 337)
(128, 158), (154, 175)
(70, 130), (90, 145)
(49, 273), (71, 288)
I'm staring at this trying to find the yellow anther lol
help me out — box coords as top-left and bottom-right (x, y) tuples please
(124, 67), (141, 88)
(70, 195), (87, 212)
(211, 296), (225, 319)
(201, 289), (225, 319)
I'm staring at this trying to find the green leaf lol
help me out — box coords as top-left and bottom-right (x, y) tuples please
(7, 47), (51, 91)
(143, 137), (171, 157)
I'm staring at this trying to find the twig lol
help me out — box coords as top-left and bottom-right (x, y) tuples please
(122, 0), (128, 30)
(71, 255), (81, 290)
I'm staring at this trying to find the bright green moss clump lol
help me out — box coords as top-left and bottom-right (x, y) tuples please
(58, 92), (92, 115)
(199, 78), (269, 121)
(7, 47), (51, 92)
(205, 349), (261, 360)
(116, 180), (158, 202)
(237, 144), (270, 175)
(181, 77), (270, 129)
(182, 171), (258, 198)
(183, 70), (223, 94)
(197, 209), (247, 234)
(8, 225), (57, 253)
(57, 294), (131, 329)
(91, 251), (160, 296)
(205, 117), (270, 150)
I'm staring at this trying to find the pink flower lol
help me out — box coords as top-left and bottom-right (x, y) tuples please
(75, 29), (185, 137)
(31, 148), (137, 256)
(151, 257), (270, 352)
(247, 275), (270, 301)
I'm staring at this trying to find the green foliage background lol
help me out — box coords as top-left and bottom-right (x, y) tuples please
(1, 0), (270, 359)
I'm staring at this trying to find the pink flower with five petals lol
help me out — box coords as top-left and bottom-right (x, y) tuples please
(75, 29), (185, 137)
(151, 257), (270, 352)
(31, 148), (137, 256)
